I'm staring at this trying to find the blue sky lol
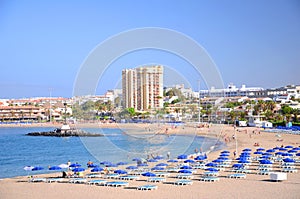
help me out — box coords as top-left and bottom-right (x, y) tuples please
(0, 0), (299, 98)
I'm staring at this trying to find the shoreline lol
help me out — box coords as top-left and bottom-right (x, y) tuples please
(1, 124), (300, 198)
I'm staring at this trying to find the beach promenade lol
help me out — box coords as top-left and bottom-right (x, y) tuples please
(0, 123), (300, 199)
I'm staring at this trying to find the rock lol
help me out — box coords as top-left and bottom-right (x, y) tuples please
(26, 128), (104, 137)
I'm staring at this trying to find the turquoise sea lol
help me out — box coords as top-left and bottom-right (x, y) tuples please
(0, 127), (225, 179)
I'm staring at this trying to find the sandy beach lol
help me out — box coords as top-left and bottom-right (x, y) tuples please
(0, 123), (300, 199)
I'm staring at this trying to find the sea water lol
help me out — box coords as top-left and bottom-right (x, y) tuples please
(0, 127), (225, 179)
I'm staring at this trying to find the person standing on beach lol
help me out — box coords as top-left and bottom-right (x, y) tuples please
(167, 151), (170, 159)
(67, 160), (71, 170)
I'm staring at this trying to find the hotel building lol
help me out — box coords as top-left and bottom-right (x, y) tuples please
(122, 65), (163, 111)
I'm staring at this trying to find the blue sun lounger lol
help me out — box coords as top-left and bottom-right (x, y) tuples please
(29, 178), (47, 183)
(69, 178), (87, 183)
(119, 175), (140, 180)
(174, 180), (193, 186)
(227, 173), (246, 179)
(282, 168), (298, 173)
(257, 170), (271, 175)
(105, 173), (120, 179)
(47, 178), (65, 183)
(137, 184), (158, 190)
(147, 177), (166, 183)
(105, 181), (129, 187)
(203, 171), (219, 176)
(176, 174), (194, 179)
(86, 173), (102, 178)
(87, 180), (107, 185)
(199, 176), (220, 182)
(155, 172), (170, 177)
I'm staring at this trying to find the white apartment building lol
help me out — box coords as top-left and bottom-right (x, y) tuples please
(122, 65), (163, 111)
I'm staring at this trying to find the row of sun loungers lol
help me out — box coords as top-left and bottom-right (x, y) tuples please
(174, 180), (193, 185)
(199, 176), (220, 182)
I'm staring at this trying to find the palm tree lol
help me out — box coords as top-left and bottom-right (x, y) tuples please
(292, 108), (299, 122)
(188, 104), (197, 121)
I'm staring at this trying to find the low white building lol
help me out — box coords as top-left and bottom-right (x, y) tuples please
(262, 121), (273, 128)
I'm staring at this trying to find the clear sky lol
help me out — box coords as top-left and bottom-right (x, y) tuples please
(0, 0), (299, 98)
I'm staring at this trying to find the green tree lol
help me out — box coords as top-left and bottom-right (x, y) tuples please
(127, 107), (136, 117)
(81, 101), (95, 111)
(281, 105), (293, 115)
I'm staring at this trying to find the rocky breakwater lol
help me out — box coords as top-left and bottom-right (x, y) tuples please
(26, 128), (104, 137)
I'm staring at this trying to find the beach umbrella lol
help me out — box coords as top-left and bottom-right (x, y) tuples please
(100, 161), (112, 166)
(254, 151), (263, 155)
(142, 172), (156, 177)
(49, 166), (62, 171)
(106, 163), (118, 167)
(259, 160), (272, 165)
(151, 166), (164, 171)
(205, 162), (218, 167)
(167, 159), (178, 163)
(178, 169), (192, 174)
(288, 150), (297, 153)
(72, 167), (85, 172)
(114, 169), (127, 174)
(184, 159), (195, 163)
(148, 159), (158, 162)
(180, 165), (193, 169)
(266, 149), (275, 153)
(221, 150), (230, 154)
(260, 155), (272, 159)
(32, 166), (44, 171)
(293, 147), (300, 151)
(262, 152), (272, 156)
(212, 159), (224, 163)
(256, 148), (265, 151)
(240, 152), (251, 156)
(58, 164), (69, 169)
(232, 164), (243, 168)
(177, 154), (188, 159)
(126, 165), (138, 170)
(296, 153), (300, 157)
(69, 163), (81, 168)
(194, 156), (206, 161)
(117, 162), (128, 166)
(285, 145), (294, 149)
(281, 153), (293, 157)
(156, 163), (168, 167)
(243, 148), (252, 152)
(137, 163), (148, 167)
(273, 147), (280, 150)
(241, 151), (251, 155)
(132, 158), (141, 162)
(154, 155), (164, 160)
(218, 157), (229, 160)
(279, 148), (288, 151)
(219, 153), (229, 157)
(91, 167), (103, 172)
(275, 152), (284, 156)
(283, 158), (295, 163)
(87, 163), (98, 168)
(205, 168), (218, 172)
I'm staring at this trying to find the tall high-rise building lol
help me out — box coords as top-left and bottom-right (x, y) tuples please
(122, 65), (163, 111)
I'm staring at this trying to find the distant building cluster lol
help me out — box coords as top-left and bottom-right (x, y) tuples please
(0, 97), (72, 123)
(198, 83), (300, 101)
(0, 63), (299, 124)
